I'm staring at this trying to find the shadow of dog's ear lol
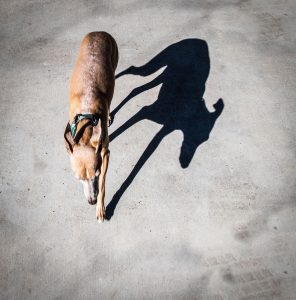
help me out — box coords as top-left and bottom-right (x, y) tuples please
(213, 98), (224, 117)
(64, 122), (75, 154)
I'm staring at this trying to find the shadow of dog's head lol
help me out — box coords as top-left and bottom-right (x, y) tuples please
(64, 118), (102, 205)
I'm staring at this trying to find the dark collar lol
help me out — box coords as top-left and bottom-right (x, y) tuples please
(70, 113), (99, 139)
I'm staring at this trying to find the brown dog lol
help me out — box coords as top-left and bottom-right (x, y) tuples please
(64, 32), (118, 222)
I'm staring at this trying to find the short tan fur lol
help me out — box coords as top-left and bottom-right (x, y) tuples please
(64, 32), (118, 222)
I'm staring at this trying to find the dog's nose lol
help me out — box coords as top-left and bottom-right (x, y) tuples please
(87, 190), (98, 205)
(88, 197), (97, 205)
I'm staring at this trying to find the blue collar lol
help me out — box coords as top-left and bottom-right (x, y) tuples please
(70, 113), (99, 139)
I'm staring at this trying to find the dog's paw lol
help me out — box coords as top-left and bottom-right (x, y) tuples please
(96, 206), (105, 223)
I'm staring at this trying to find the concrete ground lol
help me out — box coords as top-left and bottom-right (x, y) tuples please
(1, 0), (295, 299)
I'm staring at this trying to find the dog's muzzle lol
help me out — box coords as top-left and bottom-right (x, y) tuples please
(81, 178), (99, 205)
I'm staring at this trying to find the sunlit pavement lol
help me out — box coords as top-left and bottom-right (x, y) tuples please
(1, 1), (295, 299)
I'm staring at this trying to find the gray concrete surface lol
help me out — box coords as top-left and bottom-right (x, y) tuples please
(1, 1), (296, 299)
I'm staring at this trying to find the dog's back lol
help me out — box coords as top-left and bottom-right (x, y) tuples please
(69, 32), (118, 119)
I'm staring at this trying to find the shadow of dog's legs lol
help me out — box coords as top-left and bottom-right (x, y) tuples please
(106, 125), (173, 220)
(109, 107), (147, 142)
(110, 74), (163, 123)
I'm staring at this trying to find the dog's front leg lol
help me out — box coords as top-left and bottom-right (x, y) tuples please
(96, 146), (109, 222)
(96, 115), (110, 223)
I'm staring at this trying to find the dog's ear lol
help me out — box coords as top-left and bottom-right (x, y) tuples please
(64, 122), (75, 153)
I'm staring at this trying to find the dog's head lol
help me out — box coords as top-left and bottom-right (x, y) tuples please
(64, 119), (102, 204)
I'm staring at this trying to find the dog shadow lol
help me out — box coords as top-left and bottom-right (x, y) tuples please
(105, 38), (224, 220)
